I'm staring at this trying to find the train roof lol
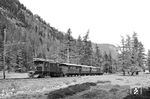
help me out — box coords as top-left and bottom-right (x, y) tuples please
(33, 58), (56, 63)
(60, 63), (100, 68)
(61, 63), (90, 67)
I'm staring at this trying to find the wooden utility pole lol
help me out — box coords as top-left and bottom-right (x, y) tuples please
(67, 29), (70, 63)
(67, 47), (70, 63)
(3, 27), (6, 79)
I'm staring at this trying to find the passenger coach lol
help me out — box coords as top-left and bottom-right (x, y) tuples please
(60, 63), (103, 76)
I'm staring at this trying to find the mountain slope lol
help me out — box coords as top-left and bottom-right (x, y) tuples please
(92, 43), (118, 59)
(0, 0), (119, 71)
(0, 0), (68, 71)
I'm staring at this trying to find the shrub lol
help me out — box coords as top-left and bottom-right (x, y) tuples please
(47, 82), (97, 99)
(82, 89), (108, 99)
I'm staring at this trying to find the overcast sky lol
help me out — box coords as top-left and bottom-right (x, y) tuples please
(19, 0), (150, 52)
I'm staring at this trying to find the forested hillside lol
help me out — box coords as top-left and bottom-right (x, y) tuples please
(0, 0), (117, 72)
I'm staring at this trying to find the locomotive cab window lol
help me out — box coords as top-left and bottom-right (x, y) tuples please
(35, 62), (44, 71)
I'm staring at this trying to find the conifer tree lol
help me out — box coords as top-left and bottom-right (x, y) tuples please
(118, 36), (126, 75)
(60, 28), (76, 63)
(0, 25), (4, 70)
(131, 33), (139, 66)
(108, 52), (113, 73)
(147, 50), (150, 72)
(80, 30), (93, 65)
(76, 35), (83, 64)
(138, 42), (145, 68)
(94, 44), (102, 67)
(103, 52), (109, 73)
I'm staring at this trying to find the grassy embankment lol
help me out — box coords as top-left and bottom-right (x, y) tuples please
(1, 72), (150, 99)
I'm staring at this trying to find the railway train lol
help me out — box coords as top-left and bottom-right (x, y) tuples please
(28, 58), (103, 78)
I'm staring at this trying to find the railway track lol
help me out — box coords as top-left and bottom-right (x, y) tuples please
(0, 74), (104, 84)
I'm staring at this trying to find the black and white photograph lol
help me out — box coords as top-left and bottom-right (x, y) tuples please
(0, 0), (150, 99)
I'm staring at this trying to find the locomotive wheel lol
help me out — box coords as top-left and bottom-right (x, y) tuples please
(66, 74), (69, 77)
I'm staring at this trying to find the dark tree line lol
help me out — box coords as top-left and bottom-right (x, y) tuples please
(59, 29), (114, 73)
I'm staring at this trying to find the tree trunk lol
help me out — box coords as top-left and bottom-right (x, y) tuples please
(122, 69), (125, 76)
(123, 71), (125, 76)
(131, 72), (134, 76)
